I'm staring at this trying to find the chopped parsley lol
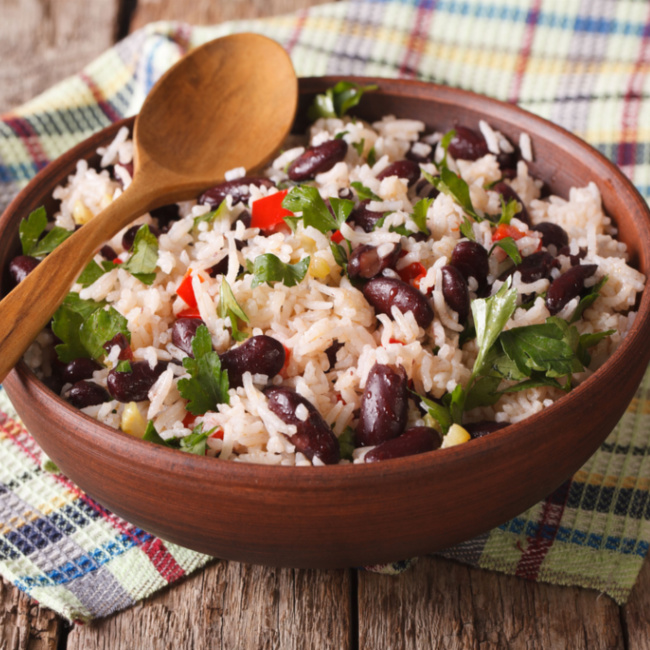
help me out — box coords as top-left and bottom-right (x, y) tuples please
(177, 325), (230, 415)
(121, 224), (158, 284)
(350, 181), (381, 201)
(308, 81), (378, 121)
(19, 206), (73, 257)
(282, 185), (354, 234)
(219, 278), (250, 342)
(247, 253), (310, 288)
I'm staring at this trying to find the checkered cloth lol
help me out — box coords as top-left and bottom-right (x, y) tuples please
(1, 0), (650, 622)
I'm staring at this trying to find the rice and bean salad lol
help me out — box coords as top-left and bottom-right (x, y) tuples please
(15, 82), (645, 466)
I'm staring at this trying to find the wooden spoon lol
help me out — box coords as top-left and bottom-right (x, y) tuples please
(0, 33), (297, 382)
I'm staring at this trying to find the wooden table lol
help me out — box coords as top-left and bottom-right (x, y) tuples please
(1, 1), (649, 647)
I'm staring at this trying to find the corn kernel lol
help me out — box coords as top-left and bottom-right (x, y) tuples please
(309, 256), (330, 279)
(442, 423), (471, 448)
(299, 234), (317, 254)
(72, 200), (94, 225)
(120, 402), (147, 438)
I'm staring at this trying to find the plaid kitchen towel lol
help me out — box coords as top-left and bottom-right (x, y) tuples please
(2, 0), (650, 622)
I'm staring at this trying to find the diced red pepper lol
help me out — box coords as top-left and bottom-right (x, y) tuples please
(177, 306), (202, 319)
(176, 269), (205, 309)
(113, 257), (123, 265)
(331, 230), (344, 244)
(280, 344), (291, 377)
(492, 224), (527, 242)
(250, 189), (293, 231)
(209, 428), (224, 440)
(398, 262), (426, 286)
(182, 412), (197, 429)
(389, 338), (404, 345)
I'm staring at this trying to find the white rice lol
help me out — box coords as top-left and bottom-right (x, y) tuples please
(26, 111), (644, 466)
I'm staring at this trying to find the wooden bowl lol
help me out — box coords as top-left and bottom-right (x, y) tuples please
(2, 77), (650, 568)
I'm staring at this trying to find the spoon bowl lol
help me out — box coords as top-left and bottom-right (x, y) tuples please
(0, 33), (297, 383)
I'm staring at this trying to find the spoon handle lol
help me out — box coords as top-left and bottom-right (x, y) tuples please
(0, 182), (156, 383)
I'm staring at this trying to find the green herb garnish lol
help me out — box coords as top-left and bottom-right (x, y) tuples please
(219, 278), (250, 342)
(308, 81), (378, 121)
(247, 253), (310, 289)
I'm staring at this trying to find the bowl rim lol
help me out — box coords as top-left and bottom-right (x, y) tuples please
(4, 74), (650, 491)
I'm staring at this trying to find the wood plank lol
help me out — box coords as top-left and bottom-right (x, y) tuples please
(0, 576), (62, 650)
(621, 557), (650, 650)
(358, 556), (624, 650)
(0, 0), (120, 114)
(130, 0), (334, 31)
(66, 561), (352, 650)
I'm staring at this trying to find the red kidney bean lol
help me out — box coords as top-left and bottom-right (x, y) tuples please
(496, 150), (519, 174)
(492, 181), (531, 226)
(449, 240), (490, 296)
(376, 159), (421, 187)
(364, 426), (442, 462)
(106, 360), (168, 402)
(288, 139), (348, 182)
(500, 251), (558, 284)
(363, 277), (434, 328)
(66, 381), (110, 409)
(414, 178), (439, 200)
(356, 364), (408, 446)
(325, 340), (344, 371)
(207, 257), (229, 278)
(9, 255), (40, 284)
(199, 177), (274, 209)
(150, 203), (181, 232)
(103, 333), (133, 361)
(61, 358), (103, 385)
(338, 187), (354, 200)
(100, 245), (117, 261)
(532, 222), (569, 250)
(122, 224), (159, 251)
(348, 199), (383, 233)
(447, 126), (489, 161)
(464, 420), (509, 439)
(441, 265), (470, 322)
(546, 264), (598, 315)
(171, 318), (205, 357)
(558, 246), (588, 266)
(264, 387), (339, 464)
(220, 335), (285, 388)
(347, 242), (401, 280)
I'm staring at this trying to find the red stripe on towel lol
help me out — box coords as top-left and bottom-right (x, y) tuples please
(398, 1), (436, 79)
(617, 5), (650, 176)
(140, 537), (186, 583)
(508, 0), (543, 104)
(80, 72), (121, 123)
(3, 117), (49, 171)
(515, 480), (571, 580)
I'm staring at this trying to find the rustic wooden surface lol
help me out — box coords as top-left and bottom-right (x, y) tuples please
(0, 0), (648, 648)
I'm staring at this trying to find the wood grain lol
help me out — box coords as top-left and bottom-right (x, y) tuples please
(0, 0), (120, 114)
(0, 577), (62, 650)
(130, 0), (334, 31)
(65, 561), (352, 650)
(622, 556), (650, 650)
(358, 556), (625, 649)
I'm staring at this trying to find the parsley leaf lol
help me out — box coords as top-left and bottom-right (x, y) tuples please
(415, 392), (452, 434)
(193, 199), (229, 228)
(338, 427), (356, 461)
(248, 254), (310, 288)
(307, 81), (378, 120)
(143, 420), (168, 446)
(570, 276), (607, 324)
(432, 167), (481, 221)
(437, 129), (456, 168)
(367, 147), (377, 166)
(19, 206), (47, 255)
(282, 186), (354, 234)
(80, 307), (130, 361)
(115, 360), (132, 372)
(472, 281), (519, 376)
(219, 278), (250, 342)
(122, 225), (158, 285)
(352, 139), (365, 156)
(350, 181), (381, 201)
(179, 424), (214, 455)
(491, 236), (522, 265)
(498, 197), (520, 226)
(330, 242), (348, 270)
(178, 325), (230, 415)
(77, 259), (114, 288)
(411, 197), (432, 235)
(51, 293), (130, 363)
(31, 228), (74, 257)
(459, 217), (476, 241)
